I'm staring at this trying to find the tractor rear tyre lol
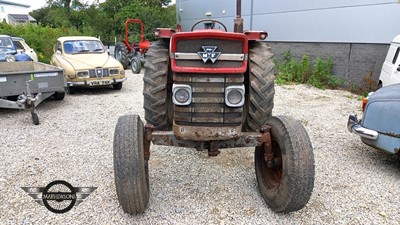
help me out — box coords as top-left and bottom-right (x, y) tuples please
(143, 40), (172, 130)
(115, 42), (129, 69)
(244, 41), (276, 131)
(131, 54), (141, 74)
(255, 116), (315, 213)
(113, 114), (150, 214)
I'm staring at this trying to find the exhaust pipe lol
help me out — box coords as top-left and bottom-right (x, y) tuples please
(234, 0), (243, 33)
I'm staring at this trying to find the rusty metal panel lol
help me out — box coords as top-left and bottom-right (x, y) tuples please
(151, 130), (265, 148)
(173, 123), (243, 141)
(192, 116), (223, 123)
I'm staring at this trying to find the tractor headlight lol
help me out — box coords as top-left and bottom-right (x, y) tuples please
(225, 85), (245, 107)
(172, 84), (192, 106)
(76, 70), (89, 78)
(6, 55), (15, 62)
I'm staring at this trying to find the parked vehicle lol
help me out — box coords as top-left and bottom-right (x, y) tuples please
(348, 83), (400, 154)
(0, 35), (32, 62)
(378, 34), (400, 87)
(113, 0), (315, 215)
(0, 61), (65, 125)
(114, 18), (150, 73)
(51, 36), (126, 94)
(12, 37), (38, 62)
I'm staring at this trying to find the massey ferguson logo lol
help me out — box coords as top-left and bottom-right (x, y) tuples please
(197, 46), (221, 63)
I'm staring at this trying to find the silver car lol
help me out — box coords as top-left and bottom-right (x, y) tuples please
(348, 83), (400, 154)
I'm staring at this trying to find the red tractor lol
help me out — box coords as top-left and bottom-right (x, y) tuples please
(113, 0), (315, 214)
(114, 18), (150, 74)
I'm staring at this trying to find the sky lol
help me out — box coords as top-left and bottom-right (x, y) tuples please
(10, 0), (175, 10)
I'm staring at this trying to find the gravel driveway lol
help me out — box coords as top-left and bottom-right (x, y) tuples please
(1, 70), (399, 224)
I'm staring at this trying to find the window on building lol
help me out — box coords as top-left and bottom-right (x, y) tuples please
(0, 6), (5, 13)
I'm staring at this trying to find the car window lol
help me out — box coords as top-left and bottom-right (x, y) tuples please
(0, 37), (14, 49)
(63, 40), (105, 54)
(13, 41), (24, 50)
(55, 41), (62, 52)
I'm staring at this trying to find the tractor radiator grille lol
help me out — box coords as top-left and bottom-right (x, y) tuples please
(175, 38), (244, 69)
(174, 73), (244, 127)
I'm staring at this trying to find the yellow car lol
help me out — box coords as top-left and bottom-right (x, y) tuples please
(51, 36), (126, 94)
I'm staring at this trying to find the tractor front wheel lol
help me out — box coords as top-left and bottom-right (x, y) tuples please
(113, 114), (150, 214)
(115, 42), (130, 69)
(130, 53), (141, 74)
(255, 116), (315, 213)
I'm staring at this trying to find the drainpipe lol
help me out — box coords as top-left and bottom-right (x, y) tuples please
(234, 0), (243, 33)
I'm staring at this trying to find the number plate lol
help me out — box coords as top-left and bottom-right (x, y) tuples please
(89, 80), (111, 86)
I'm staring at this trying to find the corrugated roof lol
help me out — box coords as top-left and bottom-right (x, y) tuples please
(0, 0), (30, 8)
(8, 14), (36, 22)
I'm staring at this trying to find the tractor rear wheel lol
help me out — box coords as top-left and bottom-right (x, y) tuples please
(115, 42), (129, 69)
(244, 41), (276, 131)
(255, 116), (315, 213)
(143, 40), (172, 130)
(113, 114), (150, 214)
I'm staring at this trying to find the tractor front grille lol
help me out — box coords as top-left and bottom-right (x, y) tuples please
(174, 73), (244, 127)
(175, 38), (244, 69)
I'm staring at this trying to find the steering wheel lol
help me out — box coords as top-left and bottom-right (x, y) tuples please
(191, 19), (227, 32)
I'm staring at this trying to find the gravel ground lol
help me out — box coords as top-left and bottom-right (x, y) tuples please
(1, 70), (400, 224)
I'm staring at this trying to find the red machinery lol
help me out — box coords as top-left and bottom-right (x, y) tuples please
(114, 19), (150, 73)
(113, 0), (315, 215)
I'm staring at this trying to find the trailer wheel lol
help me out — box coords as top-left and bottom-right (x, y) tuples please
(131, 54), (141, 74)
(143, 40), (172, 130)
(115, 42), (130, 69)
(53, 92), (65, 100)
(31, 111), (39, 125)
(113, 114), (149, 214)
(113, 82), (123, 90)
(244, 41), (276, 131)
(255, 116), (315, 213)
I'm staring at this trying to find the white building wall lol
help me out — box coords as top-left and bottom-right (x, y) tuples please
(0, 3), (30, 23)
(176, 0), (400, 44)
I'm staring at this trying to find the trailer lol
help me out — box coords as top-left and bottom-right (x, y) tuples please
(0, 61), (65, 125)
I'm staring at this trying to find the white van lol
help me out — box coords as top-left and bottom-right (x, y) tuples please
(379, 34), (400, 87)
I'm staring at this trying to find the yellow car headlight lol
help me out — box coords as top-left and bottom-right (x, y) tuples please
(76, 70), (89, 78)
(109, 68), (119, 75)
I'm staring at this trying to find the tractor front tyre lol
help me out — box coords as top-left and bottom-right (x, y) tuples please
(255, 116), (315, 213)
(244, 41), (276, 131)
(143, 40), (172, 130)
(131, 54), (141, 74)
(115, 42), (130, 69)
(113, 114), (150, 214)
